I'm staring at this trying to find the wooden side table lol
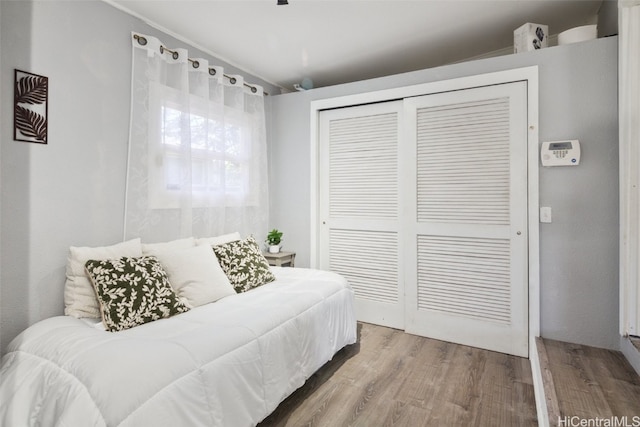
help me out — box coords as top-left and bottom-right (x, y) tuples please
(263, 251), (296, 267)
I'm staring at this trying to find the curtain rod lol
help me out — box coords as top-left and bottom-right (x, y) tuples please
(133, 34), (268, 96)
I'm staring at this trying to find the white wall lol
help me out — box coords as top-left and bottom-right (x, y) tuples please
(270, 37), (619, 350)
(0, 0), (280, 355)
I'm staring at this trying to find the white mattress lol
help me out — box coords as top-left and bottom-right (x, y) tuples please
(0, 267), (357, 427)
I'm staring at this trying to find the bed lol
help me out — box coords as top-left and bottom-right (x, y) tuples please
(0, 249), (357, 426)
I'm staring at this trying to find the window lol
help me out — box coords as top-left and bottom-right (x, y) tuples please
(147, 83), (257, 209)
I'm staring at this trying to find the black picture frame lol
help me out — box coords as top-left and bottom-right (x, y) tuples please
(14, 69), (48, 144)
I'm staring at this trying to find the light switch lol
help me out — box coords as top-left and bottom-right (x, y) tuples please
(540, 206), (552, 223)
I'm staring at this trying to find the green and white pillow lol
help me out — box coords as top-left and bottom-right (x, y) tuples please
(85, 256), (190, 332)
(212, 236), (276, 293)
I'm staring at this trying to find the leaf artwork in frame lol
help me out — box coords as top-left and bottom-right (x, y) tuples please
(14, 69), (48, 144)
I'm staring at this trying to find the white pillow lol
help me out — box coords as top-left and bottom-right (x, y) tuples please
(142, 237), (195, 256)
(196, 232), (241, 247)
(64, 238), (142, 318)
(154, 244), (236, 307)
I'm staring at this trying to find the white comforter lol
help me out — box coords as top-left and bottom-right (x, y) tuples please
(0, 267), (357, 427)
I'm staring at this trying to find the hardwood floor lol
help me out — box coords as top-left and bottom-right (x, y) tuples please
(259, 322), (537, 427)
(542, 338), (640, 426)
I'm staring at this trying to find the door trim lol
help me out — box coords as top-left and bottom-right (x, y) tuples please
(310, 67), (540, 356)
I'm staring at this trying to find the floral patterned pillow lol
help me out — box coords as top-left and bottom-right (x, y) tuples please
(85, 256), (190, 332)
(212, 236), (276, 293)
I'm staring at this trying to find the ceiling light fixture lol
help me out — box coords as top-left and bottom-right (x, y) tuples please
(277, 0), (288, 5)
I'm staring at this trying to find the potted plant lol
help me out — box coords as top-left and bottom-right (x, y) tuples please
(266, 229), (283, 253)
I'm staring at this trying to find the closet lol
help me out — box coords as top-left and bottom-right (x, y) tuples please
(318, 79), (530, 357)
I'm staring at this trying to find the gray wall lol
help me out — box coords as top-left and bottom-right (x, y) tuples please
(598, 0), (619, 37)
(0, 1), (619, 354)
(270, 37), (619, 350)
(0, 0), (280, 355)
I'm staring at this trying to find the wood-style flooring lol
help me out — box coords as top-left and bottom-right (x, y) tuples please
(259, 322), (537, 427)
(541, 338), (640, 426)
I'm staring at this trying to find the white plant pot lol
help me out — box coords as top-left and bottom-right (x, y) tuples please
(269, 245), (280, 254)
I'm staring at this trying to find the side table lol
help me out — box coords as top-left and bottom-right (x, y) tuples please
(263, 251), (296, 267)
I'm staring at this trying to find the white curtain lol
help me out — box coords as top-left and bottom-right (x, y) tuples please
(619, 1), (640, 336)
(125, 33), (269, 243)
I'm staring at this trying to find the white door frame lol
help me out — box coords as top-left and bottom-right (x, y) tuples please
(619, 1), (640, 339)
(310, 66), (541, 350)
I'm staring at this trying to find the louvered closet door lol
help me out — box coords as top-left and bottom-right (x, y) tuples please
(404, 82), (529, 357)
(319, 101), (405, 329)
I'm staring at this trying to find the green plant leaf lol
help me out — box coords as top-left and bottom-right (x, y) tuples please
(266, 229), (283, 245)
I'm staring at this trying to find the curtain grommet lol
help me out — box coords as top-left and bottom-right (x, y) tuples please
(160, 46), (179, 60)
(134, 35), (147, 46)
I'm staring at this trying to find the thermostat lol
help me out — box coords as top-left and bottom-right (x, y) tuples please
(541, 140), (580, 166)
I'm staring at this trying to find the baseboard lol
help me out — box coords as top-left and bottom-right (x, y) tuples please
(620, 335), (640, 377)
(530, 336), (550, 427)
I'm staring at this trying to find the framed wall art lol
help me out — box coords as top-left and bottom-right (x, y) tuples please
(14, 69), (48, 144)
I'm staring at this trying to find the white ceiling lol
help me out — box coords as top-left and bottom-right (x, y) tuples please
(107, 0), (604, 91)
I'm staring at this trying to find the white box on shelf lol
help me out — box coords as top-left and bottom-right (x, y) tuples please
(514, 23), (548, 53)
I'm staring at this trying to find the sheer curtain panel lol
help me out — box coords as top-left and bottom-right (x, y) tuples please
(125, 33), (269, 243)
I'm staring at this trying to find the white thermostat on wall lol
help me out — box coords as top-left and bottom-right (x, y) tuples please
(541, 140), (580, 166)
